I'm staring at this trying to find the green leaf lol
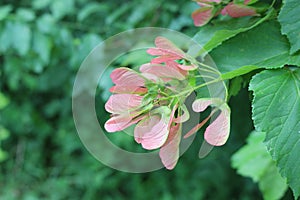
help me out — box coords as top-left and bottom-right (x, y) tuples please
(0, 21), (32, 55)
(51, 0), (75, 20)
(0, 92), (9, 109)
(0, 148), (8, 162)
(232, 131), (288, 200)
(228, 76), (243, 97)
(210, 20), (300, 79)
(221, 66), (258, 80)
(278, 0), (300, 54)
(169, 15), (193, 31)
(249, 68), (300, 198)
(0, 5), (12, 21)
(77, 3), (109, 22)
(259, 165), (288, 200)
(228, 71), (255, 97)
(11, 22), (32, 56)
(0, 126), (9, 163)
(0, 22), (12, 52)
(105, 4), (132, 25)
(32, 0), (51, 10)
(193, 9), (274, 53)
(70, 33), (102, 68)
(0, 126), (10, 140)
(33, 31), (53, 64)
(127, 1), (157, 27)
(16, 8), (36, 22)
(4, 56), (22, 90)
(36, 14), (56, 33)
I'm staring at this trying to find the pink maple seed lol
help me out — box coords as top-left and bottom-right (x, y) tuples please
(134, 107), (171, 150)
(104, 93), (147, 133)
(183, 111), (213, 138)
(110, 67), (145, 86)
(167, 104), (178, 128)
(104, 114), (133, 132)
(189, 98), (231, 146)
(244, 0), (251, 4)
(147, 37), (198, 71)
(192, 6), (214, 27)
(151, 55), (182, 65)
(173, 104), (190, 123)
(221, 3), (258, 18)
(204, 104), (230, 146)
(159, 124), (181, 170)
(104, 113), (146, 133)
(140, 72), (160, 82)
(109, 85), (148, 94)
(192, 98), (216, 112)
(109, 67), (148, 94)
(105, 94), (143, 114)
(221, 7), (228, 15)
(165, 61), (189, 76)
(147, 36), (186, 58)
(140, 63), (186, 81)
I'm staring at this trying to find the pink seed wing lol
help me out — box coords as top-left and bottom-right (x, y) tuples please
(109, 86), (147, 94)
(167, 104), (178, 128)
(147, 48), (183, 58)
(188, 98), (226, 139)
(147, 48), (168, 56)
(192, 6), (214, 27)
(134, 114), (169, 150)
(221, 7), (228, 15)
(165, 61), (188, 76)
(183, 113), (211, 139)
(150, 54), (182, 64)
(244, 0), (250, 5)
(110, 67), (145, 86)
(141, 72), (160, 82)
(159, 124), (181, 170)
(140, 63), (186, 80)
(154, 36), (186, 57)
(104, 114), (132, 132)
(105, 94), (143, 114)
(192, 98), (215, 112)
(173, 104), (190, 123)
(222, 3), (258, 18)
(104, 113), (146, 132)
(204, 104), (230, 146)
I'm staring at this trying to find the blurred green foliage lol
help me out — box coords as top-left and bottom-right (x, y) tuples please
(0, 0), (294, 199)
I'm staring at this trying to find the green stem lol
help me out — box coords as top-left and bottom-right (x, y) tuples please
(159, 78), (223, 101)
(192, 78), (223, 91)
(159, 90), (170, 97)
(198, 62), (221, 74)
(198, 67), (218, 75)
(194, 75), (217, 80)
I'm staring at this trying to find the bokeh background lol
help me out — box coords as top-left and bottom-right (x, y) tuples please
(0, 0), (294, 199)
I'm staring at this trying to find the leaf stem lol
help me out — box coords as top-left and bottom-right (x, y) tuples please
(159, 78), (223, 101)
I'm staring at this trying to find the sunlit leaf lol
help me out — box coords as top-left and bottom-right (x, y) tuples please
(232, 131), (288, 200)
(0, 5), (12, 21)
